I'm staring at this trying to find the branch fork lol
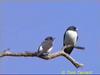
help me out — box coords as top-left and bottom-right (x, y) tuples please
(0, 46), (84, 68)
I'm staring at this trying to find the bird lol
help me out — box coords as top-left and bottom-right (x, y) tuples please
(37, 36), (55, 56)
(63, 26), (85, 54)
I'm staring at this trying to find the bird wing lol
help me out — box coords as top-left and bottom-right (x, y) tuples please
(38, 40), (52, 56)
(77, 35), (78, 41)
(63, 31), (66, 46)
(42, 40), (52, 52)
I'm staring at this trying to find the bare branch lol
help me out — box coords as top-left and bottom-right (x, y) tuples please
(0, 46), (84, 68)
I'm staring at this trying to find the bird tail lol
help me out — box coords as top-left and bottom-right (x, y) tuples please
(37, 51), (49, 57)
(37, 51), (43, 57)
(63, 46), (85, 54)
(74, 46), (85, 50)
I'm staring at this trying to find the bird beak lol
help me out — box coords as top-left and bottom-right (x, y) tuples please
(76, 28), (78, 31)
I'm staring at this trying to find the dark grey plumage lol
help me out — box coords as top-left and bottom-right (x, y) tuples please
(38, 36), (55, 56)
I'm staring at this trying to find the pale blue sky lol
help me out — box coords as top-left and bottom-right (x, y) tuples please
(0, 0), (100, 74)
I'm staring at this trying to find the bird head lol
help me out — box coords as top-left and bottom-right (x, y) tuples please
(67, 26), (78, 31)
(45, 36), (55, 41)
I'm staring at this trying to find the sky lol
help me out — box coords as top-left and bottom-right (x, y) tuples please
(0, 0), (100, 74)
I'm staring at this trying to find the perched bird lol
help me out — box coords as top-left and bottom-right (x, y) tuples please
(63, 26), (78, 54)
(63, 26), (84, 54)
(37, 36), (55, 56)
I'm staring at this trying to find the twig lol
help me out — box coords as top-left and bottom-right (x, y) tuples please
(0, 46), (84, 68)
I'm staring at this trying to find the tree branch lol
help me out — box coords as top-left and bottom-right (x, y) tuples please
(0, 46), (83, 68)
